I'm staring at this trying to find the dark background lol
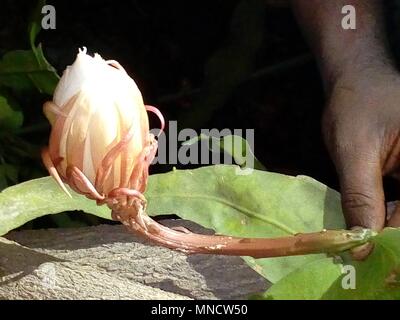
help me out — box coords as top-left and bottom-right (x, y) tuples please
(1, 0), (400, 228)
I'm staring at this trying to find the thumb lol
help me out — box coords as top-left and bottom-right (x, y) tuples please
(336, 151), (386, 231)
(335, 150), (385, 260)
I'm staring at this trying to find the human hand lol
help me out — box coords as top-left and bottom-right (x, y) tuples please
(323, 67), (400, 250)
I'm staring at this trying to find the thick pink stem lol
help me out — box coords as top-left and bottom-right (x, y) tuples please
(112, 204), (375, 258)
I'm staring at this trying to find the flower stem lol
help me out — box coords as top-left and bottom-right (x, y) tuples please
(113, 204), (376, 258)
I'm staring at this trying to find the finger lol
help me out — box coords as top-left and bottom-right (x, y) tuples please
(336, 151), (385, 260)
(336, 150), (386, 231)
(350, 242), (374, 261)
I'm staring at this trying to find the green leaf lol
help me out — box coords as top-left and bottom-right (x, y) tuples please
(325, 228), (400, 299)
(0, 166), (344, 281)
(145, 165), (345, 282)
(260, 228), (400, 299)
(0, 92), (23, 130)
(257, 257), (342, 300)
(0, 48), (59, 95)
(0, 165), (344, 283)
(0, 177), (111, 236)
(3, 165), (399, 298)
(183, 134), (266, 171)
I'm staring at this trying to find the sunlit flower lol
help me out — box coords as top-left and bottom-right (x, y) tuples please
(40, 49), (373, 260)
(42, 47), (163, 201)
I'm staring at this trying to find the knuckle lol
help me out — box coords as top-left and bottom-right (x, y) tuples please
(341, 191), (376, 212)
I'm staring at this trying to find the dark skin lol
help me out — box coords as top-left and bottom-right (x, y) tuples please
(291, 0), (400, 258)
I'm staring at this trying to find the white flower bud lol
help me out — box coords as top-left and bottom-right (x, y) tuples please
(43, 48), (161, 199)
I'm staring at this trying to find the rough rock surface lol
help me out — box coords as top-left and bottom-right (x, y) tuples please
(1, 220), (268, 299)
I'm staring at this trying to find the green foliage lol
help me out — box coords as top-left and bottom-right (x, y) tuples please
(28, 0), (47, 51)
(258, 228), (400, 300)
(146, 165), (345, 282)
(0, 47), (59, 95)
(1, 165), (399, 298)
(0, 177), (110, 236)
(0, 0), (58, 193)
(0, 0), (58, 95)
(2, 165), (400, 298)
